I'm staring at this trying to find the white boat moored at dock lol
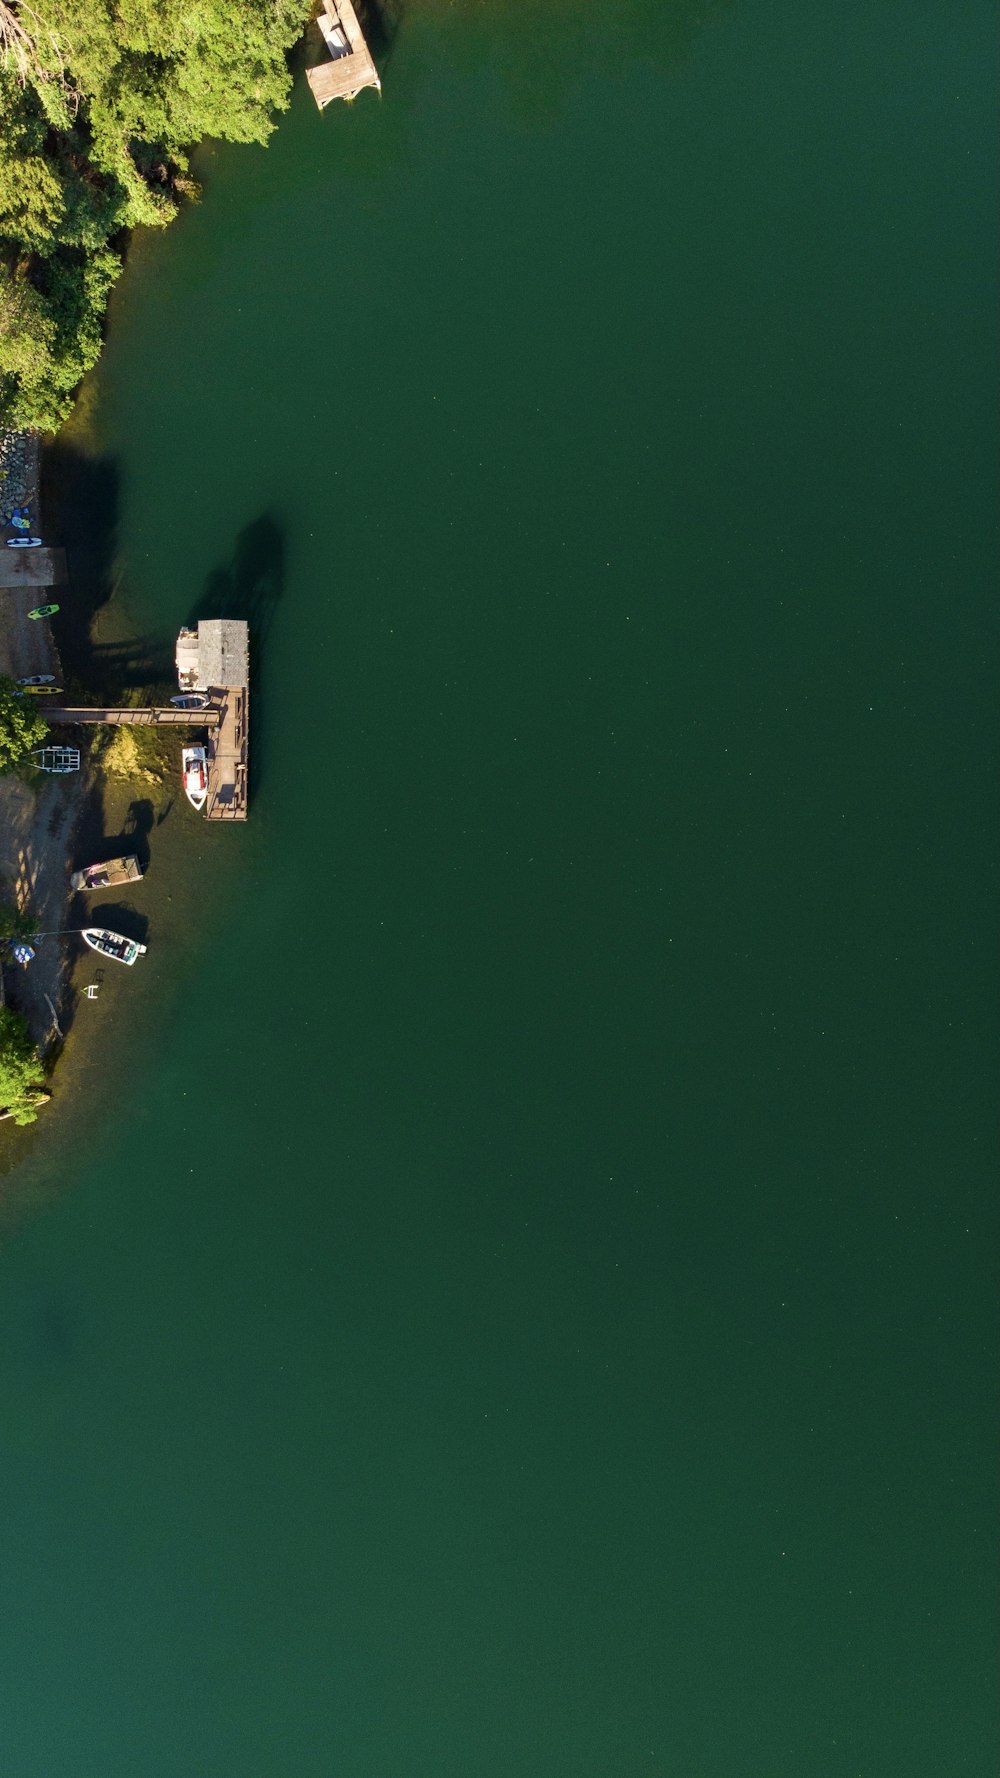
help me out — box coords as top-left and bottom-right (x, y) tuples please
(182, 745), (208, 811)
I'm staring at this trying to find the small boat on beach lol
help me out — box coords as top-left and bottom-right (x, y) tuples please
(16, 675), (56, 687)
(71, 856), (144, 893)
(81, 928), (147, 966)
(170, 693), (211, 710)
(182, 744), (209, 811)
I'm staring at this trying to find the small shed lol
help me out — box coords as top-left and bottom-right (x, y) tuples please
(307, 0), (380, 109)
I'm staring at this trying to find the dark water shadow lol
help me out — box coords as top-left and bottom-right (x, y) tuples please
(39, 442), (120, 686)
(186, 513), (285, 803)
(72, 794), (156, 877)
(40, 443), (173, 702)
(358, 0), (402, 65)
(75, 901), (150, 948)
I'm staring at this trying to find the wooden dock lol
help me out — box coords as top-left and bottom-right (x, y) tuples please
(306, 0), (380, 108)
(43, 690), (248, 821)
(41, 618), (250, 822)
(204, 683), (248, 821)
(0, 547), (67, 591)
(41, 706), (221, 727)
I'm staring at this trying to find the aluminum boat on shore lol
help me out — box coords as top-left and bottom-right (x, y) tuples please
(81, 929), (147, 966)
(71, 856), (144, 893)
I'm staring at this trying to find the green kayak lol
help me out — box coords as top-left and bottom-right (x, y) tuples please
(27, 604), (59, 619)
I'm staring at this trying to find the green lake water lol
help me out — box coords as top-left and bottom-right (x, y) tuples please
(2, 1), (998, 1771)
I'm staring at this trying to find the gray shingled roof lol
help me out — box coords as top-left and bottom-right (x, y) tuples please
(197, 620), (249, 690)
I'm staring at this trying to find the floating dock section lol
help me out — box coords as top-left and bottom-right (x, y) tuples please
(174, 620), (249, 820)
(42, 706), (221, 727)
(306, 0), (380, 109)
(0, 547), (67, 591)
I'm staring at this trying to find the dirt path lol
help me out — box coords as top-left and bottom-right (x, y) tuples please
(1, 428), (79, 1051)
(0, 770), (81, 1048)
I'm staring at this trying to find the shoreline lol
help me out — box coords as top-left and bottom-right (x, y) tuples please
(0, 423), (201, 1156)
(0, 427), (80, 1065)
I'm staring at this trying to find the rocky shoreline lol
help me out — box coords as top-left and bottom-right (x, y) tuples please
(0, 429), (39, 528)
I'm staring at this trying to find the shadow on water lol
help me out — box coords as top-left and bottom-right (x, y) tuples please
(40, 441), (121, 684)
(186, 513), (286, 803)
(358, 0), (402, 64)
(75, 900), (150, 948)
(41, 440), (178, 700)
(73, 793), (156, 876)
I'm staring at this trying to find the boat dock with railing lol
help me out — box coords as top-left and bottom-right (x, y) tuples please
(42, 618), (250, 822)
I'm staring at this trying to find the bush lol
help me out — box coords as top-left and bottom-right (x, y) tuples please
(0, 674), (49, 770)
(0, 1004), (46, 1124)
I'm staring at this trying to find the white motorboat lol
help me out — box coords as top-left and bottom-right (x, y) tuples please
(182, 744), (209, 810)
(81, 928), (147, 966)
(170, 693), (210, 710)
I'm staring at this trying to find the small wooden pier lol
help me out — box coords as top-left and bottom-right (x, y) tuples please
(42, 706), (221, 727)
(175, 620), (250, 821)
(42, 618), (251, 823)
(0, 547), (67, 591)
(306, 0), (380, 109)
(204, 683), (248, 821)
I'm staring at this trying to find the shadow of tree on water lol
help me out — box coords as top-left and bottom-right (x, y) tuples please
(73, 795), (156, 877)
(39, 442), (121, 687)
(358, 0), (402, 64)
(186, 513), (286, 804)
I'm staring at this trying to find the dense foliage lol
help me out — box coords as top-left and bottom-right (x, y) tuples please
(0, 674), (48, 767)
(0, 0), (311, 431)
(0, 1004), (46, 1122)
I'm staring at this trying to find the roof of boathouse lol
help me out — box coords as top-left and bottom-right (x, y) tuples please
(197, 620), (249, 690)
(306, 0), (380, 109)
(175, 620), (248, 691)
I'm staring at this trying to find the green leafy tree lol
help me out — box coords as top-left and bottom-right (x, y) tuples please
(1, 0), (314, 431)
(0, 899), (40, 946)
(0, 1004), (47, 1124)
(0, 674), (49, 769)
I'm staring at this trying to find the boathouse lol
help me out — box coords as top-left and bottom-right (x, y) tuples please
(306, 0), (380, 109)
(173, 621), (250, 821)
(175, 620), (248, 694)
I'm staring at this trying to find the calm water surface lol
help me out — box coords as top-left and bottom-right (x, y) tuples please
(2, 2), (997, 1772)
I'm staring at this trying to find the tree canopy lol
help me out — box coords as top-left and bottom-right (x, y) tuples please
(0, 898), (40, 946)
(1, 0), (311, 431)
(0, 674), (49, 768)
(0, 1004), (46, 1123)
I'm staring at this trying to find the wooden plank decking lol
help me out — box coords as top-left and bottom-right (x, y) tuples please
(41, 706), (221, 726)
(306, 0), (380, 108)
(43, 621), (250, 822)
(204, 684), (248, 821)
